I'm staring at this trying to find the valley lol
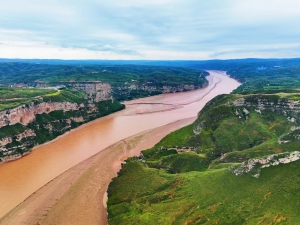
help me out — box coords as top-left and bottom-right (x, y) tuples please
(0, 70), (239, 223)
(108, 64), (300, 224)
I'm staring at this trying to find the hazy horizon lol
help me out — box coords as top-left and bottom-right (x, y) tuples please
(1, 0), (300, 60)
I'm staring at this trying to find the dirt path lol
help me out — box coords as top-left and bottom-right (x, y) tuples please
(0, 117), (195, 225)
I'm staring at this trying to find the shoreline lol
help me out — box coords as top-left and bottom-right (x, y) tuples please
(0, 117), (196, 225)
(0, 107), (122, 166)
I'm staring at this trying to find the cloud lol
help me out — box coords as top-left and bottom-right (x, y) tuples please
(85, 44), (141, 55)
(231, 0), (300, 23)
(209, 44), (300, 59)
(0, 0), (300, 59)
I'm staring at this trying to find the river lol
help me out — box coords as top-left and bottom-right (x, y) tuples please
(0, 71), (240, 219)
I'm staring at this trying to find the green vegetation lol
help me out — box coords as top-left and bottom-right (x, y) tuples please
(0, 123), (27, 139)
(42, 89), (86, 103)
(101, 59), (300, 224)
(108, 92), (300, 224)
(4, 59), (300, 223)
(0, 99), (32, 111)
(0, 87), (57, 110)
(108, 159), (300, 224)
(44, 91), (60, 97)
(0, 87), (86, 111)
(0, 63), (208, 87)
(27, 100), (124, 145)
(0, 62), (209, 164)
(0, 63), (209, 101)
(0, 100), (125, 159)
(228, 66), (300, 94)
(0, 87), (55, 99)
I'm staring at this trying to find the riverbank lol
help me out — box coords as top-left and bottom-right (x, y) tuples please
(0, 71), (241, 223)
(0, 117), (195, 225)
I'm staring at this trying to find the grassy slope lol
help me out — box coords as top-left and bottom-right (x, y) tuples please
(0, 88), (85, 111)
(229, 67), (300, 95)
(0, 87), (55, 99)
(108, 93), (300, 225)
(0, 87), (56, 111)
(108, 160), (300, 224)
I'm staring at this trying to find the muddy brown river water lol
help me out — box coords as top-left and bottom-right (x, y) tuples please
(0, 71), (240, 219)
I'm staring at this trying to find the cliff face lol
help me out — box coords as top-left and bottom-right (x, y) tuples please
(189, 93), (300, 160)
(114, 83), (198, 93)
(63, 78), (207, 102)
(69, 82), (112, 102)
(112, 83), (205, 101)
(0, 82), (124, 163)
(0, 100), (124, 163)
(232, 95), (300, 121)
(193, 94), (300, 135)
(0, 82), (113, 129)
(0, 102), (80, 128)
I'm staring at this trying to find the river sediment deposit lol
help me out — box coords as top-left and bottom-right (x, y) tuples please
(0, 71), (240, 224)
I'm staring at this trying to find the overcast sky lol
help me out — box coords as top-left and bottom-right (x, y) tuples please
(1, 0), (300, 60)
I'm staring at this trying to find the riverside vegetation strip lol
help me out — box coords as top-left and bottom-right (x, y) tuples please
(108, 62), (300, 224)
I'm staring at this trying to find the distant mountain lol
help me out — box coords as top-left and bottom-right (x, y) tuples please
(1, 58), (300, 70)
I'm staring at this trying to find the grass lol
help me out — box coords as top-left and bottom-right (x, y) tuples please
(0, 87), (86, 111)
(0, 99), (32, 111)
(0, 87), (57, 110)
(44, 91), (61, 97)
(42, 89), (86, 103)
(108, 160), (300, 224)
(0, 87), (55, 100)
(107, 92), (300, 224)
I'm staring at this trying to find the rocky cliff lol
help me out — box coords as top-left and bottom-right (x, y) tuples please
(193, 94), (300, 135)
(0, 77), (208, 163)
(67, 81), (112, 102)
(0, 102), (80, 128)
(0, 82), (124, 163)
(112, 83), (206, 101)
(189, 93), (300, 165)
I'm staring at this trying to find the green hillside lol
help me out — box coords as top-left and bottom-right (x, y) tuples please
(107, 91), (300, 224)
(0, 87), (87, 111)
(0, 63), (208, 87)
(108, 159), (300, 224)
